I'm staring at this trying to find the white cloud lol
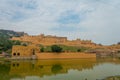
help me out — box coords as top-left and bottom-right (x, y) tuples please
(0, 0), (120, 45)
(79, 1), (120, 44)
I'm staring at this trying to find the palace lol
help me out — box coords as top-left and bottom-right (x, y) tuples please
(11, 34), (96, 47)
(11, 34), (97, 59)
(12, 45), (96, 59)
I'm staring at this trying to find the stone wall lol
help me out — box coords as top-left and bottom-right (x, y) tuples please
(12, 45), (39, 59)
(36, 52), (96, 59)
(11, 34), (96, 47)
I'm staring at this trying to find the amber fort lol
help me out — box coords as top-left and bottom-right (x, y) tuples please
(11, 34), (120, 59)
(11, 34), (96, 46)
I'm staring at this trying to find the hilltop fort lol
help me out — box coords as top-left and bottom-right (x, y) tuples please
(11, 34), (96, 47)
(10, 34), (98, 59)
(10, 34), (120, 59)
(1, 30), (120, 60)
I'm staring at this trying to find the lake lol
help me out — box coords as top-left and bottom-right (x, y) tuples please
(0, 58), (120, 80)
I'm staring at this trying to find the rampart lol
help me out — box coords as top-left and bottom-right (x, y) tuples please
(11, 34), (96, 47)
(36, 52), (96, 59)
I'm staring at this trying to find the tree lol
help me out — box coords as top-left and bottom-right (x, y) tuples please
(51, 45), (62, 53)
(14, 40), (21, 45)
(77, 49), (81, 52)
(40, 47), (44, 52)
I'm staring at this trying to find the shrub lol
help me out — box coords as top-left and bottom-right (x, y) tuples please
(40, 47), (44, 52)
(51, 45), (62, 53)
(77, 49), (81, 52)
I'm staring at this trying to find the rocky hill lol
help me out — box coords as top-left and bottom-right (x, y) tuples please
(0, 29), (28, 53)
(0, 29), (28, 39)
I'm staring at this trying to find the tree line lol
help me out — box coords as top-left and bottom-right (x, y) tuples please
(40, 45), (88, 53)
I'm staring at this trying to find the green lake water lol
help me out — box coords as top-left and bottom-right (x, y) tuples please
(0, 58), (120, 80)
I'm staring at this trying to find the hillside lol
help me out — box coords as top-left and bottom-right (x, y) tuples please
(0, 29), (28, 39)
(0, 29), (27, 53)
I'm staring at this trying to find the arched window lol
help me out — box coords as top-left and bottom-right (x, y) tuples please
(17, 53), (20, 56)
(13, 53), (16, 56)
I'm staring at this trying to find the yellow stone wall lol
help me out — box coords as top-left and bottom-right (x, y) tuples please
(11, 34), (96, 47)
(36, 52), (96, 59)
(12, 45), (40, 59)
(11, 34), (98, 59)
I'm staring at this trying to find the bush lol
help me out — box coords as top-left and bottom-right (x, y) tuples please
(40, 47), (44, 52)
(51, 45), (62, 53)
(118, 50), (120, 53)
(22, 43), (27, 46)
(14, 40), (21, 45)
(77, 49), (81, 52)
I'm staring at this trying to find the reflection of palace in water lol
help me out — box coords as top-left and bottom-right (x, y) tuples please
(9, 59), (97, 77)
(1, 58), (120, 80)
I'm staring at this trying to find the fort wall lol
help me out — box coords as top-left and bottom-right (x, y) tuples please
(36, 52), (96, 59)
(11, 34), (96, 47)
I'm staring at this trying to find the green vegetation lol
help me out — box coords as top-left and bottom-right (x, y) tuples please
(0, 62), (11, 80)
(0, 57), (5, 60)
(40, 47), (44, 52)
(0, 39), (21, 53)
(77, 49), (81, 52)
(51, 45), (62, 53)
(22, 43), (27, 46)
(40, 45), (89, 53)
(0, 29), (26, 54)
(0, 29), (27, 39)
(0, 29), (90, 54)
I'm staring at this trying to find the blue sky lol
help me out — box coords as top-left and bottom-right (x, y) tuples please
(0, 0), (120, 45)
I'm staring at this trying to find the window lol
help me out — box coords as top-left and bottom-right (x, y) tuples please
(13, 63), (15, 67)
(16, 63), (19, 67)
(13, 53), (16, 56)
(17, 53), (20, 56)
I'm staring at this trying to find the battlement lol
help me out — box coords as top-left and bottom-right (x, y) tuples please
(11, 34), (96, 46)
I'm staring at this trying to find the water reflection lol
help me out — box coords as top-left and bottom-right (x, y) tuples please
(10, 59), (96, 77)
(0, 61), (10, 80)
(0, 58), (120, 80)
(51, 64), (63, 74)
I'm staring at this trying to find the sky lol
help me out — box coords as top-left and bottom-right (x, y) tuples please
(0, 0), (120, 45)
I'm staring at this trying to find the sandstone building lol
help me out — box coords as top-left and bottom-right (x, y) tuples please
(12, 45), (96, 59)
(12, 45), (39, 59)
(11, 34), (96, 47)
(11, 34), (97, 59)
